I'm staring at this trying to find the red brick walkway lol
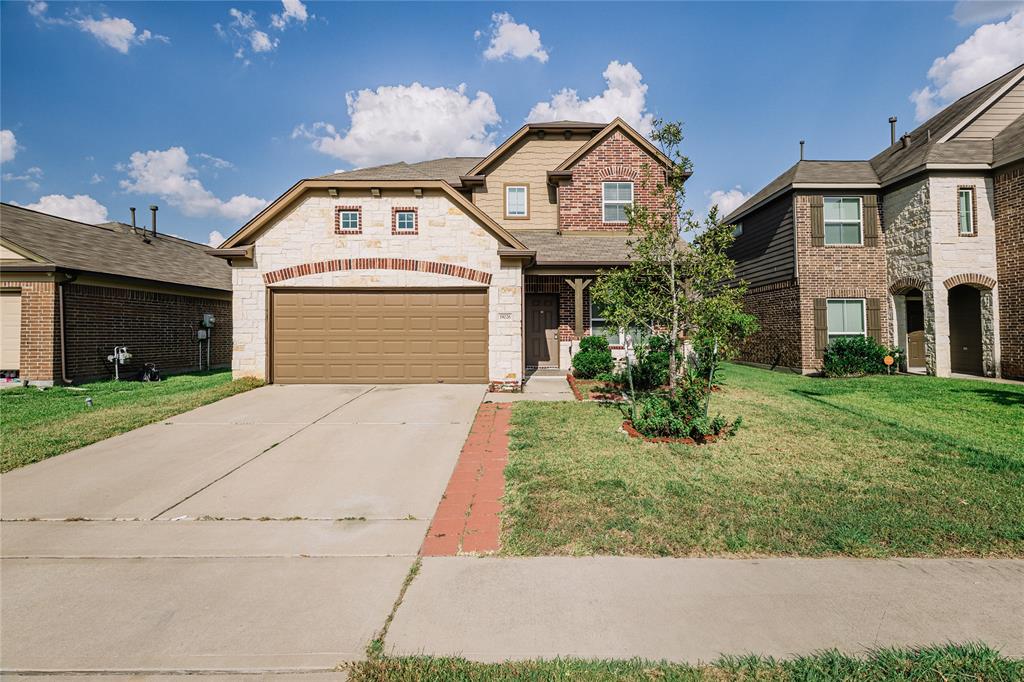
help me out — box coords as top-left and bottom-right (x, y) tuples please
(421, 402), (511, 556)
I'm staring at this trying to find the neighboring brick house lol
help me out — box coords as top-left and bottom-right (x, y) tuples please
(212, 119), (677, 389)
(0, 204), (232, 386)
(726, 64), (1024, 379)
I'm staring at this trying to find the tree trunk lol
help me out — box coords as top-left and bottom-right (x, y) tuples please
(669, 256), (679, 388)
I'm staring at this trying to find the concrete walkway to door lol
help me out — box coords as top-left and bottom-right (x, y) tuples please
(1, 383), (484, 677)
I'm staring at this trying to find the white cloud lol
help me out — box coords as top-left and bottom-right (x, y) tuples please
(27, 2), (168, 53)
(294, 82), (501, 167)
(76, 16), (169, 54)
(207, 230), (226, 248)
(479, 12), (548, 63)
(119, 146), (267, 221)
(16, 194), (109, 223)
(249, 30), (277, 53)
(197, 153), (235, 170)
(952, 0), (1024, 24)
(228, 8), (256, 30)
(909, 10), (1024, 120)
(90, 173), (104, 184)
(271, 0), (309, 29)
(1, 130), (18, 164)
(706, 187), (753, 218)
(526, 60), (654, 135)
(3, 166), (43, 191)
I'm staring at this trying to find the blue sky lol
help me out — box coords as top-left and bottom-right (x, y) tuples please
(2, 1), (1022, 245)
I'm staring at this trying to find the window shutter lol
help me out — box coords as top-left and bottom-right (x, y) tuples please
(809, 196), (825, 246)
(813, 298), (828, 356)
(863, 195), (879, 247)
(866, 298), (882, 342)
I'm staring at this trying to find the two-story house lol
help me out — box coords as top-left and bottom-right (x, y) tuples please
(212, 118), (675, 389)
(725, 64), (1023, 380)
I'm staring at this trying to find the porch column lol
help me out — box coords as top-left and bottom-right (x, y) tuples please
(564, 278), (592, 337)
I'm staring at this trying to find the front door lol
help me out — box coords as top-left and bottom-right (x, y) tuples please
(948, 285), (983, 375)
(906, 298), (926, 368)
(525, 294), (559, 368)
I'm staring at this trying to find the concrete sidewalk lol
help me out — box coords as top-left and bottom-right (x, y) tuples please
(486, 374), (574, 402)
(386, 556), (1024, 663)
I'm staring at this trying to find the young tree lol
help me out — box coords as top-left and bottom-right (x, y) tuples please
(590, 119), (758, 401)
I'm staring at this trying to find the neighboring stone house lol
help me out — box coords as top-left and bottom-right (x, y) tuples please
(725, 64), (1024, 379)
(212, 119), (676, 389)
(0, 203), (232, 386)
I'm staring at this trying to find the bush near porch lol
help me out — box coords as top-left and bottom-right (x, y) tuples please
(502, 363), (1024, 557)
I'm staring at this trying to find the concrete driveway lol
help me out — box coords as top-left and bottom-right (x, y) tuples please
(0, 383), (484, 676)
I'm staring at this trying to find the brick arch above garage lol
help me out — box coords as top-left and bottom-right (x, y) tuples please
(262, 258), (493, 285)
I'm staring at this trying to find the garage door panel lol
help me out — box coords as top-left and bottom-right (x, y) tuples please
(272, 289), (488, 384)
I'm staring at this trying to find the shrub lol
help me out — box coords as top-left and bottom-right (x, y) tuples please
(627, 378), (736, 440)
(572, 336), (614, 379)
(823, 336), (903, 378)
(631, 335), (673, 390)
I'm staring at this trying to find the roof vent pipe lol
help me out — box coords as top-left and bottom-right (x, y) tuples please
(799, 140), (805, 161)
(149, 205), (158, 236)
(889, 116), (898, 145)
(129, 207), (137, 230)
(901, 134), (911, 149)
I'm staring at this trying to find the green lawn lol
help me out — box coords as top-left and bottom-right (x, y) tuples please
(502, 364), (1024, 557)
(1, 370), (263, 472)
(350, 644), (1022, 681)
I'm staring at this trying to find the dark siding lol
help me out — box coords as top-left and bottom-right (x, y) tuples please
(728, 193), (795, 288)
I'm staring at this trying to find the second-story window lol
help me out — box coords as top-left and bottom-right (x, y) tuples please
(824, 197), (862, 245)
(958, 187), (975, 235)
(394, 210), (416, 232)
(505, 185), (528, 218)
(603, 181), (633, 223)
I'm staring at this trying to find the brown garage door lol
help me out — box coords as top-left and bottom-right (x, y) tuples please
(271, 289), (488, 384)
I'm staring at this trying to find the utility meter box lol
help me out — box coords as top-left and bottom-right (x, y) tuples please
(201, 313), (216, 328)
(197, 329), (208, 340)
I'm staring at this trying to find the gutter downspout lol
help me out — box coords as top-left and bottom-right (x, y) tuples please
(58, 281), (72, 384)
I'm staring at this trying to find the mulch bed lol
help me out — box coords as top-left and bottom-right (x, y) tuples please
(621, 419), (722, 445)
(566, 373), (626, 402)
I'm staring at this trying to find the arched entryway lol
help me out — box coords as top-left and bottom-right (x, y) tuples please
(903, 288), (927, 370)
(947, 284), (983, 375)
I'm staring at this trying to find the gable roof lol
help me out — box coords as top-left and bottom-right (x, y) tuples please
(466, 121), (607, 176)
(726, 63), (1024, 223)
(725, 160), (879, 223)
(318, 157), (482, 186)
(0, 203), (230, 292)
(869, 63), (1023, 184)
(553, 117), (673, 172)
(218, 179), (529, 251)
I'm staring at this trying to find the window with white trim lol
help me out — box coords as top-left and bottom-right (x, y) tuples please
(395, 210), (416, 231)
(826, 298), (866, 343)
(505, 185), (528, 218)
(732, 222), (743, 237)
(590, 300), (647, 347)
(339, 210), (359, 231)
(958, 188), (975, 235)
(602, 181), (633, 223)
(824, 197), (862, 245)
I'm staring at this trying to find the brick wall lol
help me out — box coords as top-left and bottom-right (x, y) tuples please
(794, 192), (891, 371)
(737, 280), (803, 369)
(557, 130), (666, 231)
(4, 279), (59, 383)
(62, 284), (232, 381)
(995, 161), (1024, 380)
(524, 275), (590, 341)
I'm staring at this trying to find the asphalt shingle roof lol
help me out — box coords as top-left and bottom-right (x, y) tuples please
(318, 157), (483, 185)
(510, 230), (633, 264)
(0, 203), (231, 292)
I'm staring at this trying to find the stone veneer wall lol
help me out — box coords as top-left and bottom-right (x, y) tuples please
(994, 161), (1023, 380)
(737, 281), (803, 370)
(557, 130), (665, 231)
(793, 191), (891, 371)
(231, 188), (523, 387)
(883, 179), (936, 373)
(926, 174), (1000, 377)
